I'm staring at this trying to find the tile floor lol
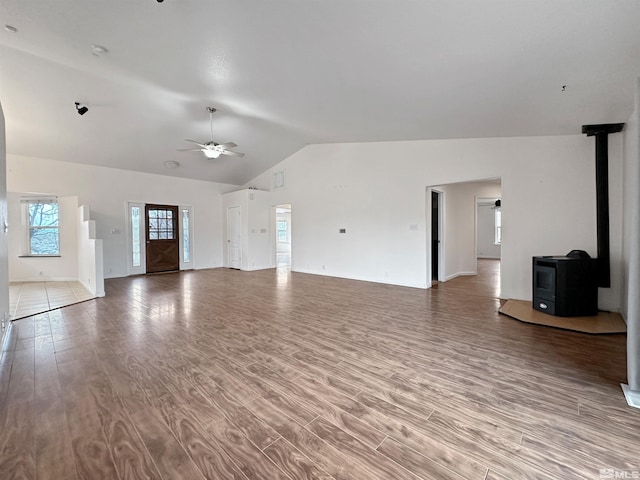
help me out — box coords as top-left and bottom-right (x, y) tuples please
(9, 281), (95, 320)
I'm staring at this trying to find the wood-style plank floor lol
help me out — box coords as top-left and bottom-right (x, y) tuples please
(1, 259), (639, 479)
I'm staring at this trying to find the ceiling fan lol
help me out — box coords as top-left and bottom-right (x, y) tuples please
(178, 107), (245, 159)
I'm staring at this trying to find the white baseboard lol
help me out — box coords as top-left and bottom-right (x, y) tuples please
(105, 273), (127, 279)
(292, 268), (425, 289)
(597, 307), (621, 319)
(443, 271), (476, 282)
(79, 278), (105, 297)
(619, 310), (628, 324)
(10, 276), (78, 283)
(622, 384), (640, 408)
(243, 265), (274, 272)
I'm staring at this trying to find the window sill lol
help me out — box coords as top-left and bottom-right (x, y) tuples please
(19, 255), (61, 258)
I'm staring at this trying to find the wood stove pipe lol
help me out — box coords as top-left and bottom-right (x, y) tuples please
(582, 123), (624, 288)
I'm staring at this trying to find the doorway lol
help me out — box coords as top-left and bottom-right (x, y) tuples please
(145, 204), (179, 273)
(427, 178), (502, 290)
(431, 190), (442, 284)
(476, 197), (502, 261)
(127, 202), (193, 275)
(275, 204), (292, 267)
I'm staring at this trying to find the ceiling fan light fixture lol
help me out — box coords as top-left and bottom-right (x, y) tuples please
(180, 106), (244, 159)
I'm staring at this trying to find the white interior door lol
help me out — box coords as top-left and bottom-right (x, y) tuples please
(227, 206), (241, 269)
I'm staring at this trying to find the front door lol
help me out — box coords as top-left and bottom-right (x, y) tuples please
(145, 204), (179, 273)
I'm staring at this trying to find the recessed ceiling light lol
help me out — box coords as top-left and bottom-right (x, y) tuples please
(90, 44), (108, 57)
(4, 25), (18, 33)
(164, 160), (180, 169)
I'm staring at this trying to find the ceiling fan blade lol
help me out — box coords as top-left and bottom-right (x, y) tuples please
(217, 142), (237, 149)
(185, 139), (209, 148)
(177, 148), (203, 152)
(221, 150), (245, 157)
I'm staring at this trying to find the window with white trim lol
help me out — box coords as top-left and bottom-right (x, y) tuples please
(494, 207), (502, 245)
(22, 198), (60, 255)
(273, 171), (285, 190)
(131, 206), (142, 267)
(181, 208), (191, 264)
(277, 220), (288, 242)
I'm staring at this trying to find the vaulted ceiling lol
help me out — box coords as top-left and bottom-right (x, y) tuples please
(1, 1), (639, 185)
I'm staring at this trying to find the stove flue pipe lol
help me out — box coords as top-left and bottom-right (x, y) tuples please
(582, 123), (624, 288)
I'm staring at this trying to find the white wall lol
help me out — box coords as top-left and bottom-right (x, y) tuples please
(622, 78), (640, 391)
(0, 103), (9, 339)
(77, 205), (104, 297)
(477, 203), (501, 259)
(7, 155), (236, 278)
(7, 193), (79, 281)
(221, 189), (273, 271)
(245, 134), (623, 309)
(247, 191), (273, 270)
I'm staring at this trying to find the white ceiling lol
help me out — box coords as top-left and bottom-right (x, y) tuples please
(1, 1), (639, 186)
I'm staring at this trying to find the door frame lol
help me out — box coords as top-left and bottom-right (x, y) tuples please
(126, 201), (194, 275)
(427, 188), (444, 286)
(145, 204), (180, 274)
(272, 203), (292, 268)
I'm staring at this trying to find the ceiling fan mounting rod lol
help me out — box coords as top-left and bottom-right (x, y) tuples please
(207, 107), (216, 142)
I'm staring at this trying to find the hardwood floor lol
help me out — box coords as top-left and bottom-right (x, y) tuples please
(1, 259), (638, 479)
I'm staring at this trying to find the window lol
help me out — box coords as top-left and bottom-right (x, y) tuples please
(277, 220), (288, 242)
(23, 198), (59, 255)
(131, 206), (141, 267)
(273, 171), (285, 190)
(494, 207), (502, 245)
(182, 208), (191, 263)
(148, 208), (175, 240)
